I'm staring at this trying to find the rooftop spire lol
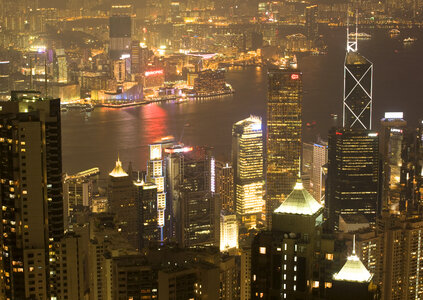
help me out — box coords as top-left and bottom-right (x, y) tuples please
(109, 155), (129, 177)
(346, 9), (358, 53)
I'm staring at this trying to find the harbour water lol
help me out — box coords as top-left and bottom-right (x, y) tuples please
(62, 27), (423, 175)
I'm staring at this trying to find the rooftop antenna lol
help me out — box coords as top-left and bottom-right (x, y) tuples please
(352, 234), (356, 255)
(346, 9), (358, 53)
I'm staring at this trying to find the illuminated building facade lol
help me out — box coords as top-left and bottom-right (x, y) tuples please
(179, 147), (219, 248)
(305, 5), (318, 41)
(108, 157), (140, 250)
(311, 141), (328, 202)
(109, 5), (132, 60)
(232, 116), (264, 228)
(266, 68), (302, 225)
(194, 69), (227, 95)
(220, 211), (238, 252)
(134, 178), (160, 250)
(343, 52), (373, 130)
(327, 128), (380, 230)
(379, 112), (407, 211)
(252, 180), (325, 299)
(355, 213), (423, 299)
(216, 161), (234, 212)
(0, 91), (63, 299)
(147, 143), (169, 241)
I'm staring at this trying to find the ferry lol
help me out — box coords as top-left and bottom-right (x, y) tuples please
(403, 37), (417, 44)
(348, 32), (372, 40)
(389, 29), (400, 37)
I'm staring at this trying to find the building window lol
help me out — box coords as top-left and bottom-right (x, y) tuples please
(259, 247), (266, 254)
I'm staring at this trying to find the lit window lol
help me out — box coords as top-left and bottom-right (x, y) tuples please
(325, 282), (332, 288)
(313, 281), (319, 288)
(326, 253), (334, 261)
(259, 247), (266, 254)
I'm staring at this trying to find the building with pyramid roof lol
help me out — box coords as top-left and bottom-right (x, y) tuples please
(328, 240), (380, 299)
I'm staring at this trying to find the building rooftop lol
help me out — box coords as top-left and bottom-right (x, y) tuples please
(333, 254), (372, 283)
(345, 52), (371, 65)
(274, 180), (322, 215)
(109, 157), (128, 177)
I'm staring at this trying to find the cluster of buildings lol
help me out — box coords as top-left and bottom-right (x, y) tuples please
(0, 2), (423, 300)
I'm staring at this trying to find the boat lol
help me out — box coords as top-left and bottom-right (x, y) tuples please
(348, 32), (372, 40)
(389, 29), (400, 37)
(403, 37), (417, 44)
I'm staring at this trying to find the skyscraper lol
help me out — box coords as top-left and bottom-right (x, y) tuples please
(108, 157), (140, 249)
(305, 5), (318, 41)
(215, 161), (234, 212)
(232, 116), (264, 228)
(343, 51), (373, 130)
(109, 5), (132, 60)
(0, 91), (63, 299)
(327, 129), (380, 230)
(311, 141), (328, 202)
(133, 177), (160, 249)
(327, 23), (380, 231)
(379, 112), (407, 211)
(266, 67), (302, 225)
(179, 147), (219, 248)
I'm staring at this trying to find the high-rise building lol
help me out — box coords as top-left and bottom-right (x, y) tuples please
(311, 141), (328, 202)
(327, 128), (380, 230)
(343, 52), (373, 130)
(327, 28), (379, 231)
(233, 116), (264, 228)
(355, 213), (423, 299)
(305, 5), (318, 41)
(0, 91), (63, 299)
(108, 157), (139, 249)
(266, 67), (302, 225)
(379, 112), (407, 211)
(220, 211), (238, 252)
(252, 179), (325, 299)
(147, 140), (174, 241)
(215, 161), (234, 212)
(109, 5), (132, 60)
(179, 147), (219, 248)
(133, 177), (160, 249)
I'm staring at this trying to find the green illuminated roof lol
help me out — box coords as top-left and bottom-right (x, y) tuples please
(274, 180), (322, 215)
(333, 254), (372, 283)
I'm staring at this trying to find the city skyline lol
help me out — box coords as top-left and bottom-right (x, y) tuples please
(0, 1), (422, 299)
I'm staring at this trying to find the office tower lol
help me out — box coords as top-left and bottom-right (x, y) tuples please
(108, 157), (139, 249)
(216, 161), (234, 212)
(55, 49), (68, 83)
(220, 211), (238, 252)
(251, 179), (325, 299)
(133, 177), (160, 249)
(305, 5), (318, 41)
(0, 91), (63, 299)
(399, 128), (423, 212)
(329, 246), (378, 300)
(327, 26), (379, 231)
(343, 50), (373, 130)
(311, 141), (328, 202)
(179, 147), (219, 248)
(147, 140), (174, 241)
(130, 40), (141, 75)
(233, 116), (264, 228)
(327, 128), (380, 230)
(266, 67), (302, 225)
(109, 5), (132, 60)
(379, 112), (407, 211)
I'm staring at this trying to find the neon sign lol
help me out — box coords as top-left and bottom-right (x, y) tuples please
(291, 74), (299, 80)
(145, 70), (164, 77)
